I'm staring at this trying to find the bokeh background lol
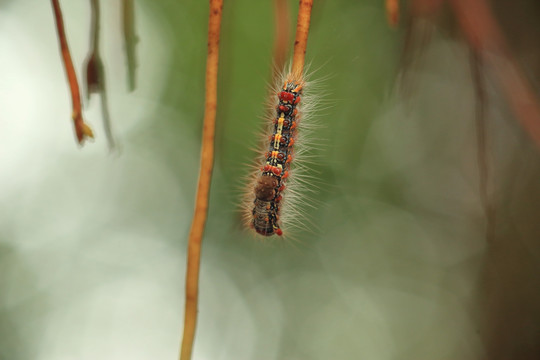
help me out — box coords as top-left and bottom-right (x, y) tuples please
(1, 0), (539, 359)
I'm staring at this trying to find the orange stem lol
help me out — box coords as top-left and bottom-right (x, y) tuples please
(291, 0), (313, 78)
(51, 0), (93, 143)
(385, 0), (399, 27)
(179, 0), (223, 359)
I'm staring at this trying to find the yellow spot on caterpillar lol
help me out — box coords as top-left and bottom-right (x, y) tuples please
(273, 115), (285, 149)
(273, 134), (282, 149)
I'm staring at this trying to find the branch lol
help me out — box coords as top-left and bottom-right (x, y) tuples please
(85, 0), (116, 150)
(470, 48), (495, 244)
(122, 0), (138, 92)
(272, 0), (291, 80)
(385, 0), (399, 27)
(179, 1), (223, 359)
(51, 0), (94, 144)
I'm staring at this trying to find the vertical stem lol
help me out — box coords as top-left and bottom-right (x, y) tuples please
(122, 0), (137, 91)
(85, 0), (116, 149)
(272, 0), (290, 80)
(291, 0), (313, 78)
(470, 49), (495, 243)
(99, 82), (117, 151)
(89, 0), (100, 52)
(51, 0), (93, 143)
(86, 0), (102, 97)
(385, 0), (399, 27)
(179, 1), (223, 359)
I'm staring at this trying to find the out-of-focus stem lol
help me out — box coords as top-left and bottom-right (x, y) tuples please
(470, 49), (495, 244)
(272, 0), (290, 80)
(179, 1), (223, 360)
(450, 0), (540, 150)
(385, 0), (399, 27)
(85, 0), (116, 149)
(122, 0), (137, 92)
(51, 0), (94, 144)
(90, 0), (100, 52)
(99, 83), (116, 151)
(86, 0), (102, 97)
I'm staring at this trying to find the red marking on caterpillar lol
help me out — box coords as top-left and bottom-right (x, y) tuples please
(279, 91), (295, 102)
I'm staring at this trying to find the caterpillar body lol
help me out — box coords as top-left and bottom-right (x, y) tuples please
(249, 76), (304, 236)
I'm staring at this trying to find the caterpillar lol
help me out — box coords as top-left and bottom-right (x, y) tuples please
(246, 72), (305, 237)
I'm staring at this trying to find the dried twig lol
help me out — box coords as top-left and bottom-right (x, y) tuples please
(85, 0), (116, 149)
(272, 0), (291, 80)
(85, 0), (102, 96)
(51, 0), (94, 144)
(470, 49), (495, 243)
(179, 1), (223, 359)
(122, 0), (137, 92)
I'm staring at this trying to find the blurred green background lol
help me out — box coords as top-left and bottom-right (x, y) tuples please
(1, 0), (539, 359)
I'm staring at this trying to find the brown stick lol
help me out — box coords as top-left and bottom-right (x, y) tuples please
(291, 0), (313, 78)
(122, 0), (137, 91)
(272, 0), (291, 80)
(385, 0), (399, 27)
(179, 1), (223, 359)
(85, 0), (102, 97)
(85, 0), (116, 150)
(51, 0), (94, 144)
(470, 49), (495, 244)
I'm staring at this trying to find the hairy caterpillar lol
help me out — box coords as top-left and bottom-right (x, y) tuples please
(244, 71), (307, 237)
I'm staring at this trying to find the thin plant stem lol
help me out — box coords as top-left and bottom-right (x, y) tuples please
(470, 49), (495, 243)
(89, 0), (100, 54)
(272, 0), (290, 81)
(85, 0), (116, 149)
(85, 0), (102, 98)
(291, 0), (313, 78)
(50, 0), (94, 144)
(122, 0), (137, 91)
(99, 82), (116, 150)
(179, 1), (223, 359)
(385, 0), (399, 27)
(266, 0), (291, 123)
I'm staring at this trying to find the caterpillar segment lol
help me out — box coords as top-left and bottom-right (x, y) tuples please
(252, 80), (302, 236)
